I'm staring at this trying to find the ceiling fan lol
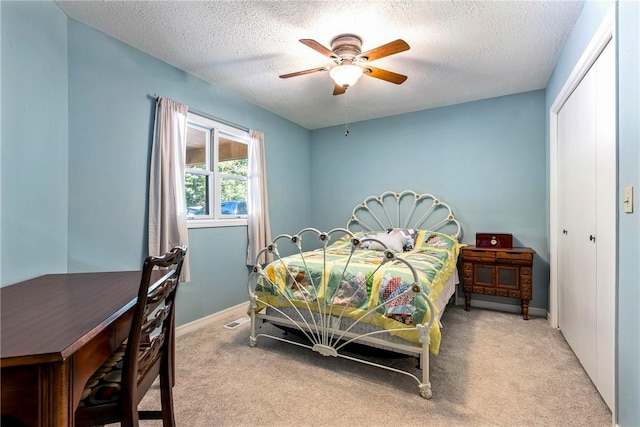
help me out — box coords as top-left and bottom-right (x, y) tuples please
(279, 35), (410, 95)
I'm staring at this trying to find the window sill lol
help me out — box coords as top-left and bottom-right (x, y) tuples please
(187, 218), (247, 229)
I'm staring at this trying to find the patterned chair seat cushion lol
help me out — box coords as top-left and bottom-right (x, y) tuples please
(78, 344), (126, 408)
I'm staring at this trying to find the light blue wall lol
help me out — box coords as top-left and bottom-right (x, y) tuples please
(0, 0), (3, 281)
(309, 91), (548, 309)
(616, 1), (640, 425)
(1, 3), (312, 328)
(66, 19), (311, 325)
(1, 1), (69, 285)
(546, 1), (639, 425)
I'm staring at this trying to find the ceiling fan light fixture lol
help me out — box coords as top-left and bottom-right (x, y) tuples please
(329, 63), (363, 88)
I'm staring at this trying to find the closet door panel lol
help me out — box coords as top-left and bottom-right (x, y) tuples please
(557, 66), (598, 379)
(594, 40), (616, 409)
(557, 108), (572, 352)
(557, 103), (577, 360)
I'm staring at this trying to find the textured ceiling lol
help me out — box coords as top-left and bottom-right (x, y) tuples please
(56, 1), (584, 130)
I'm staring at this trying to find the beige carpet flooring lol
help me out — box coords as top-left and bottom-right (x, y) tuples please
(135, 305), (612, 426)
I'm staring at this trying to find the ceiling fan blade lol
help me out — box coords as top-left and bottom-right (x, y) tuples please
(299, 39), (338, 59)
(363, 66), (408, 84)
(358, 39), (410, 62)
(333, 84), (347, 96)
(279, 67), (327, 79)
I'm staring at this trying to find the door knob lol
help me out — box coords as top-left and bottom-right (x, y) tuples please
(562, 229), (568, 235)
(589, 235), (596, 242)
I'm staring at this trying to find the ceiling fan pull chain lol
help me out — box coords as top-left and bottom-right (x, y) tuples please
(344, 91), (350, 137)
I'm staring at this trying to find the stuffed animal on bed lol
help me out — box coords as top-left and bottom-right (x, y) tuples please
(386, 228), (418, 251)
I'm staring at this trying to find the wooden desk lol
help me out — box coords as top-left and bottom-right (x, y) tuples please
(1, 271), (152, 426)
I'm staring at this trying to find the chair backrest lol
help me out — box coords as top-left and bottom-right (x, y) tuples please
(121, 246), (187, 411)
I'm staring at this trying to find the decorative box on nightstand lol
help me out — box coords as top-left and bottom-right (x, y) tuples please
(461, 245), (535, 319)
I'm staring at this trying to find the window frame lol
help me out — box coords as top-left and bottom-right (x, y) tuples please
(185, 112), (249, 229)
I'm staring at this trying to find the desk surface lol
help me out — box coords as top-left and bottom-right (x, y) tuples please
(1, 271), (142, 367)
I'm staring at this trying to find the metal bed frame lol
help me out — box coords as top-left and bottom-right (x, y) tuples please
(247, 190), (462, 399)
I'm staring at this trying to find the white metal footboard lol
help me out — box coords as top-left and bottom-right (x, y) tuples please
(247, 228), (437, 399)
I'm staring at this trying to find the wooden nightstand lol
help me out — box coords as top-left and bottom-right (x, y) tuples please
(461, 245), (535, 319)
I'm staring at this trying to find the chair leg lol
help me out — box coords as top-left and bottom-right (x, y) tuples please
(121, 402), (140, 427)
(159, 363), (176, 426)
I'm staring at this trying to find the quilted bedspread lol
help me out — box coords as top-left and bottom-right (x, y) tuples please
(253, 230), (462, 355)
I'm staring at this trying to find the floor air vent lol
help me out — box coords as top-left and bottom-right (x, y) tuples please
(223, 316), (250, 329)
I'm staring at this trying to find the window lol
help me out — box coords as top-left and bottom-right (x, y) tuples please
(185, 112), (249, 227)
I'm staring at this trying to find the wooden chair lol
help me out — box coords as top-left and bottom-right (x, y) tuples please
(75, 246), (187, 427)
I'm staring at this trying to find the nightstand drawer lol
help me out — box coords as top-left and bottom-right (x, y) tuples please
(462, 249), (496, 262)
(496, 250), (534, 263)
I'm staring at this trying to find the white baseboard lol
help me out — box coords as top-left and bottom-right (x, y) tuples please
(176, 302), (248, 337)
(454, 297), (547, 318)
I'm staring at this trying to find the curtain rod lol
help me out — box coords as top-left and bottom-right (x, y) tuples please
(150, 94), (251, 133)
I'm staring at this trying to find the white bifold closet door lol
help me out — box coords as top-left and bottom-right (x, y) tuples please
(557, 40), (616, 410)
(557, 64), (598, 378)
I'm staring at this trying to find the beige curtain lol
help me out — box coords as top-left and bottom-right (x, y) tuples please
(148, 97), (190, 281)
(246, 130), (272, 265)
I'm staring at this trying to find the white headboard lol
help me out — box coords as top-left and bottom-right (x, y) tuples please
(346, 190), (462, 239)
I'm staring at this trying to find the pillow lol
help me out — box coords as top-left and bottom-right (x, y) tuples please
(368, 232), (405, 253)
(415, 230), (456, 250)
(387, 228), (419, 251)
